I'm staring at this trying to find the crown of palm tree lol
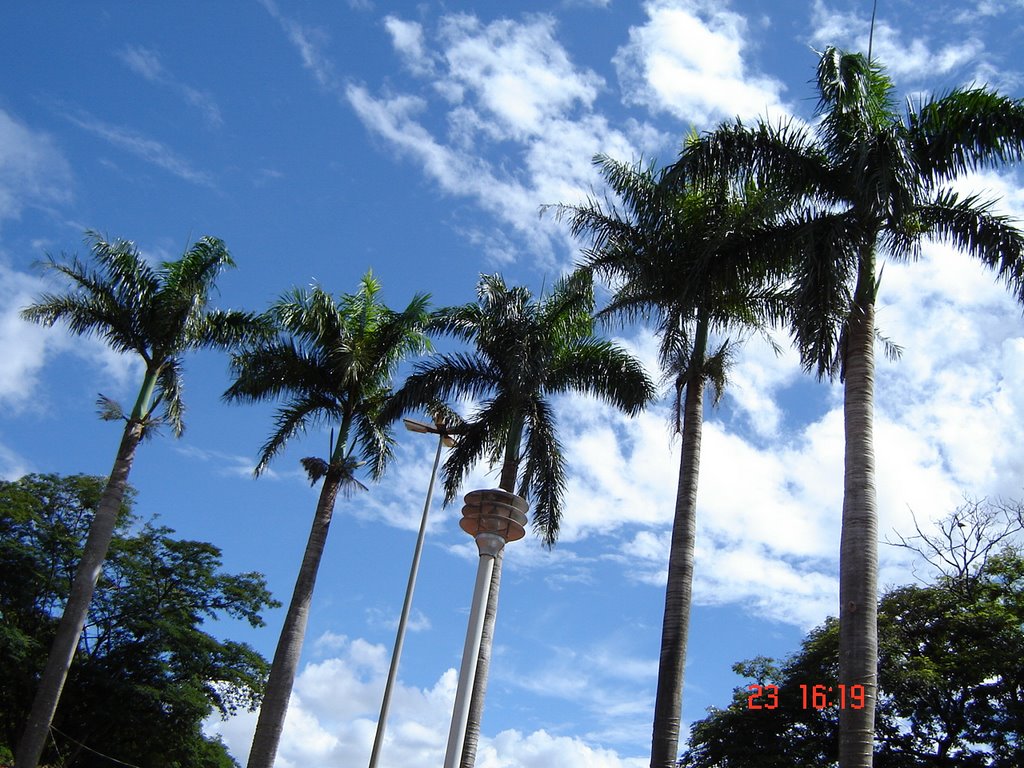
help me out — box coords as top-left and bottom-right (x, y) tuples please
(385, 271), (653, 546)
(225, 271), (432, 481)
(681, 46), (1024, 378)
(550, 154), (789, 426)
(21, 231), (264, 436)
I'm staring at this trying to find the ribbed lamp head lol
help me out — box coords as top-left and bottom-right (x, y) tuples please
(459, 489), (529, 543)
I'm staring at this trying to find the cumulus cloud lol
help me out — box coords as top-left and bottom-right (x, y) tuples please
(613, 0), (790, 126)
(346, 13), (666, 266)
(384, 17), (434, 76)
(207, 631), (649, 768)
(810, 1), (986, 82)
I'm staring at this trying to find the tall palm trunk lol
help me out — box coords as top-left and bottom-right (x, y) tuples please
(650, 326), (707, 768)
(247, 463), (345, 768)
(838, 257), (879, 768)
(459, 419), (522, 768)
(15, 418), (145, 768)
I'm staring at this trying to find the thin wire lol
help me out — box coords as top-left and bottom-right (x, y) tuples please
(49, 725), (145, 768)
(867, 0), (878, 63)
(47, 725), (64, 765)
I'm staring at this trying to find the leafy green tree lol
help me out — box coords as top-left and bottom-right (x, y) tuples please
(550, 154), (786, 767)
(384, 271), (654, 767)
(682, 48), (1024, 766)
(0, 473), (274, 768)
(223, 272), (431, 768)
(16, 233), (265, 768)
(679, 525), (1024, 767)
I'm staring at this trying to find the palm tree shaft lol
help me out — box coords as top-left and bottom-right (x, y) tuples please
(838, 264), (879, 766)
(247, 470), (344, 768)
(15, 420), (143, 768)
(16, 232), (253, 768)
(228, 272), (432, 768)
(651, 368), (704, 768)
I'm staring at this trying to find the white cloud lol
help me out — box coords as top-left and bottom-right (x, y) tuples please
(0, 109), (72, 224)
(117, 45), (224, 128)
(436, 14), (603, 141)
(810, 1), (986, 82)
(258, 0), (340, 93)
(613, 0), (789, 126)
(207, 631), (649, 768)
(384, 17), (434, 76)
(61, 108), (215, 187)
(0, 261), (140, 412)
(0, 437), (30, 480)
(721, 329), (803, 439)
(347, 13), (665, 267)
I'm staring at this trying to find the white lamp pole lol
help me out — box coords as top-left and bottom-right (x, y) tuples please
(442, 490), (528, 768)
(367, 418), (455, 768)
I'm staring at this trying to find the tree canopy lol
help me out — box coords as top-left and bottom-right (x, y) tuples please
(678, 504), (1024, 768)
(0, 473), (276, 768)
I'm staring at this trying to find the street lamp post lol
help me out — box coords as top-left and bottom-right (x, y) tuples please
(367, 418), (455, 768)
(442, 489), (528, 768)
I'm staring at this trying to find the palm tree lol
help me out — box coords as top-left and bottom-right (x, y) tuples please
(223, 272), (431, 768)
(549, 154), (787, 768)
(681, 47), (1024, 767)
(383, 271), (654, 768)
(16, 232), (262, 768)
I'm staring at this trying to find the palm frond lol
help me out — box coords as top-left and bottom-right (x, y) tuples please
(547, 338), (655, 416)
(224, 340), (330, 405)
(96, 394), (125, 422)
(679, 118), (827, 201)
(229, 275), (429, 480)
(702, 341), (736, 407)
(917, 189), (1024, 301)
(909, 87), (1024, 184)
(22, 250), (151, 358)
(24, 231), (255, 440)
(353, 396), (397, 482)
(300, 455), (369, 496)
(391, 353), (501, 414)
(439, 412), (502, 506)
(155, 358), (186, 437)
(518, 398), (566, 547)
(255, 396), (342, 476)
(158, 236), (233, 301)
(194, 308), (274, 350)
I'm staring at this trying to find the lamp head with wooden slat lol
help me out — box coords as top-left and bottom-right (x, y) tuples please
(459, 489), (528, 555)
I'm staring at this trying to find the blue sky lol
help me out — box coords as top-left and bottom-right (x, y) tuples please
(3, 1), (1024, 766)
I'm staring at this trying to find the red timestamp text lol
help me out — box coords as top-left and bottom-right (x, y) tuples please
(746, 683), (866, 710)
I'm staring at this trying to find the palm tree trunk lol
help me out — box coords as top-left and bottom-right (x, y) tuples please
(838, 260), (879, 768)
(459, 419), (522, 768)
(650, 367), (705, 768)
(14, 418), (145, 768)
(246, 469), (344, 768)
